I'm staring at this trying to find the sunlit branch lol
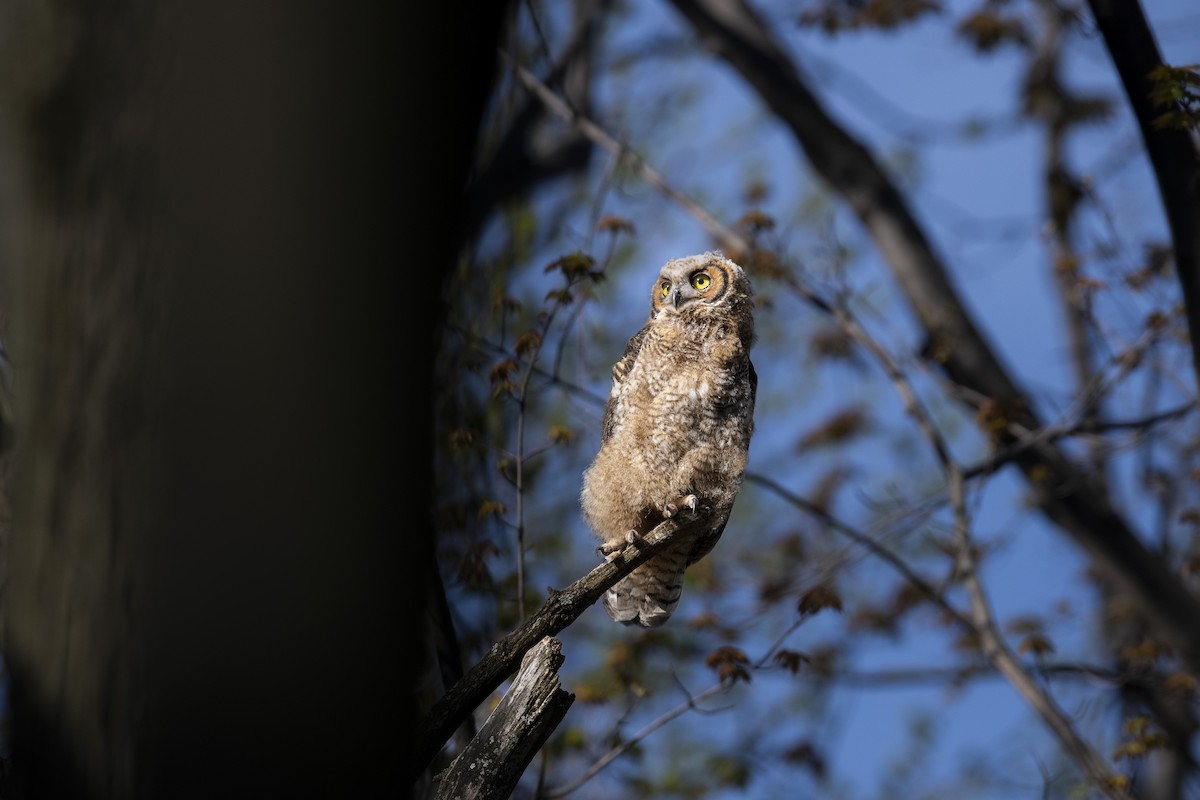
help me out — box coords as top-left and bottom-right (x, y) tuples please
(412, 512), (707, 780)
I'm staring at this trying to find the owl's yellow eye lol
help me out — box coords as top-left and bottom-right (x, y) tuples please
(691, 272), (711, 290)
(660, 281), (671, 299)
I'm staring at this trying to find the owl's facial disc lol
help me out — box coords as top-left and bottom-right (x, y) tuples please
(657, 270), (715, 311)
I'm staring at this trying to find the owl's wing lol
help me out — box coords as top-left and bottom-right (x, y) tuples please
(747, 357), (758, 407)
(687, 353), (756, 567)
(685, 512), (730, 567)
(600, 322), (650, 442)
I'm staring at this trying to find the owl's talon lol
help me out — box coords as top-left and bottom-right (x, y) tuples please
(599, 532), (642, 562)
(663, 494), (699, 518)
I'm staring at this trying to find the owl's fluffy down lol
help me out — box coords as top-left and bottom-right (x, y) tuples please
(580, 252), (756, 627)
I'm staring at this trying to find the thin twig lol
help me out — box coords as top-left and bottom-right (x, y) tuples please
(541, 681), (729, 798)
(543, 612), (811, 797)
(835, 290), (1133, 798)
(506, 55), (751, 256)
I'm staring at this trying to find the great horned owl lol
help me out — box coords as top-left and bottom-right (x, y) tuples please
(581, 251), (757, 627)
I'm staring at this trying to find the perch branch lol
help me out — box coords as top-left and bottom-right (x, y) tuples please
(433, 637), (575, 800)
(412, 512), (704, 779)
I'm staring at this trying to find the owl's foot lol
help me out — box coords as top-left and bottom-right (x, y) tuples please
(662, 494), (699, 519)
(598, 530), (643, 561)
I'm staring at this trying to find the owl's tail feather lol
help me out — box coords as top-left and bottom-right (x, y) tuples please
(603, 549), (689, 627)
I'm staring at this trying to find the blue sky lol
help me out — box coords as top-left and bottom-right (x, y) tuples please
(475, 0), (1200, 795)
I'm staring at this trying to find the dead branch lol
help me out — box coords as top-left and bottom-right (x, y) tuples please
(433, 637), (574, 800)
(412, 512), (704, 781)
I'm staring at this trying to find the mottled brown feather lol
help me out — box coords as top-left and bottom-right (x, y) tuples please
(581, 251), (757, 627)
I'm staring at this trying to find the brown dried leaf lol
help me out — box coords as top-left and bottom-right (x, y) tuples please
(782, 740), (827, 782)
(1124, 715), (1151, 736)
(808, 326), (861, 365)
(773, 649), (812, 675)
(734, 209), (776, 232)
(1016, 634), (1055, 657)
(544, 251), (596, 277)
(456, 539), (500, 588)
(1122, 640), (1169, 664)
(956, 9), (1029, 51)
(490, 293), (522, 315)
(547, 424), (575, 445)
(477, 500), (506, 518)
(797, 407), (872, 450)
(798, 583), (843, 616)
(1113, 741), (1147, 761)
(800, 0), (941, 32)
(514, 330), (543, 357)
(1004, 615), (1044, 635)
(597, 215), (636, 236)
(705, 645), (752, 686)
(488, 358), (517, 385)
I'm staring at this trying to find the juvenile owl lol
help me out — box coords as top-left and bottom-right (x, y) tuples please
(581, 251), (757, 627)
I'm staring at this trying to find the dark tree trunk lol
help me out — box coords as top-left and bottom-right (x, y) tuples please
(0, 2), (487, 796)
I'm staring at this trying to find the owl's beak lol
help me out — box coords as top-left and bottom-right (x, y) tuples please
(672, 288), (683, 309)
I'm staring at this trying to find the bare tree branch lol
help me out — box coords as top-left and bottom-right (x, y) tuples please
(946, 448), (1131, 799)
(663, 0), (1200, 675)
(412, 512), (706, 781)
(758, 288), (1131, 797)
(461, 2), (604, 246)
(1028, 0), (1107, 480)
(433, 637), (574, 800)
(506, 55), (752, 256)
(543, 680), (728, 798)
(1085, 0), (1200, 391)
(544, 613), (807, 797)
(796, 662), (1129, 688)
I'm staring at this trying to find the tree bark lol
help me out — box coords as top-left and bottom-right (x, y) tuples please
(0, 2), (471, 797)
(0, 2), (164, 794)
(413, 513), (706, 780)
(1085, 0), (1200, 393)
(432, 637), (574, 800)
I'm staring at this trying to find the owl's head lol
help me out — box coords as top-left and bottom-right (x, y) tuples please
(650, 251), (752, 317)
